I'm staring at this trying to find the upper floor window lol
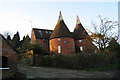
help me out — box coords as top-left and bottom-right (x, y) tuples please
(49, 31), (52, 34)
(58, 46), (61, 53)
(79, 40), (82, 43)
(39, 30), (41, 33)
(39, 30), (42, 35)
(45, 31), (48, 34)
(57, 39), (60, 41)
(80, 46), (83, 51)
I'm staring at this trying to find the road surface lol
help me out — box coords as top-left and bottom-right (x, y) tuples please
(18, 63), (119, 78)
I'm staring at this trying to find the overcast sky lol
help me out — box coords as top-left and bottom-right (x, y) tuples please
(0, 0), (118, 40)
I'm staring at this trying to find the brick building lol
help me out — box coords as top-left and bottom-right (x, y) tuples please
(31, 11), (96, 54)
(0, 33), (18, 78)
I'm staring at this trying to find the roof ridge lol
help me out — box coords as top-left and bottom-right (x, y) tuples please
(33, 28), (53, 31)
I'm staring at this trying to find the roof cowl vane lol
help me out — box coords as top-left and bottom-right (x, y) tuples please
(58, 11), (63, 21)
(76, 15), (81, 24)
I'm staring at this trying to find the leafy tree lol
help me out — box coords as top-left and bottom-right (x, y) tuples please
(90, 15), (118, 52)
(108, 38), (119, 52)
(107, 38), (120, 64)
(32, 40), (47, 55)
(7, 35), (11, 40)
(20, 35), (33, 53)
(12, 31), (20, 52)
(3, 31), (12, 39)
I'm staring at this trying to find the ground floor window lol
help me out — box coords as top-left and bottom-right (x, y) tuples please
(58, 46), (61, 53)
(0, 56), (9, 70)
(80, 46), (83, 51)
(79, 40), (82, 43)
(2, 56), (8, 68)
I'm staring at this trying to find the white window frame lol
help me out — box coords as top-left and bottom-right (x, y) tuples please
(45, 31), (48, 34)
(58, 46), (61, 53)
(79, 40), (82, 43)
(57, 38), (60, 41)
(0, 68), (9, 70)
(39, 30), (41, 32)
(80, 46), (83, 51)
(39, 30), (42, 35)
(49, 31), (52, 34)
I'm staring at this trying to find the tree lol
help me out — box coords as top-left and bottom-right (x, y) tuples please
(107, 38), (120, 63)
(90, 15), (118, 51)
(7, 35), (11, 40)
(32, 40), (47, 55)
(20, 35), (33, 53)
(3, 31), (12, 39)
(12, 31), (20, 51)
(108, 38), (120, 53)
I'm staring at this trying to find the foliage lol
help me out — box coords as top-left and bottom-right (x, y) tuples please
(107, 38), (120, 63)
(11, 31), (20, 52)
(108, 38), (120, 52)
(90, 15), (118, 52)
(20, 35), (33, 53)
(18, 53), (31, 65)
(40, 53), (113, 70)
(6, 32), (34, 54)
(7, 35), (11, 40)
(32, 43), (46, 55)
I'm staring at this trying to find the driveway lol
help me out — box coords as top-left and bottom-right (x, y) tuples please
(17, 63), (119, 78)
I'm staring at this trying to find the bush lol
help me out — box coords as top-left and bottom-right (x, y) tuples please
(40, 53), (112, 70)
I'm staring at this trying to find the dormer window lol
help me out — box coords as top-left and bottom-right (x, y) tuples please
(39, 30), (41, 32)
(49, 31), (52, 34)
(79, 40), (82, 42)
(45, 31), (48, 34)
(57, 39), (60, 41)
(39, 30), (42, 35)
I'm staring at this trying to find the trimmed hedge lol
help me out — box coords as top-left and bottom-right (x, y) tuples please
(40, 53), (114, 69)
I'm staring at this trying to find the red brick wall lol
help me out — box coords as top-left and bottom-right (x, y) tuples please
(49, 37), (75, 54)
(36, 39), (49, 53)
(8, 54), (18, 73)
(75, 39), (96, 53)
(31, 29), (49, 53)
(31, 29), (36, 44)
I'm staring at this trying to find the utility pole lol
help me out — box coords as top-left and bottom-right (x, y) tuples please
(29, 20), (33, 29)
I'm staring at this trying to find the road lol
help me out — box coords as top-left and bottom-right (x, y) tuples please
(17, 63), (119, 78)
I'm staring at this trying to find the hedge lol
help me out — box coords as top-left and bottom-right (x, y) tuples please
(39, 53), (115, 70)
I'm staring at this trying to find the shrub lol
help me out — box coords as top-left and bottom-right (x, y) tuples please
(40, 53), (112, 70)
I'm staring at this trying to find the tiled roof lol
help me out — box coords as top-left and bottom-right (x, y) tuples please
(0, 34), (16, 57)
(50, 11), (73, 39)
(73, 23), (89, 40)
(50, 20), (73, 39)
(33, 28), (53, 39)
(73, 16), (89, 40)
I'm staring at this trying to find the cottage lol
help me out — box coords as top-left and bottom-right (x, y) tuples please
(31, 11), (96, 54)
(31, 28), (53, 53)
